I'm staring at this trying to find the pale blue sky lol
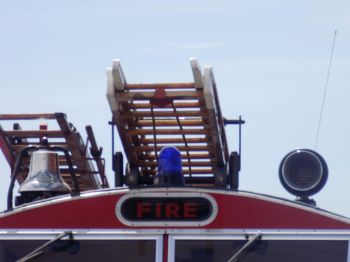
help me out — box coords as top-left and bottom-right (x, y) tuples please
(1, 1), (350, 215)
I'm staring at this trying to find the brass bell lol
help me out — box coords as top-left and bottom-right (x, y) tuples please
(19, 150), (71, 194)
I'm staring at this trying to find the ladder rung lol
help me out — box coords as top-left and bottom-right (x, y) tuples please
(61, 173), (82, 178)
(136, 119), (205, 127)
(133, 145), (209, 152)
(127, 129), (208, 136)
(126, 83), (195, 90)
(123, 111), (205, 118)
(117, 91), (202, 101)
(12, 144), (69, 153)
(58, 156), (76, 165)
(4, 130), (64, 138)
(11, 142), (67, 146)
(60, 168), (80, 174)
(21, 155), (75, 166)
(148, 169), (213, 175)
(142, 152), (210, 160)
(129, 101), (200, 109)
(137, 161), (213, 167)
(183, 169), (213, 175)
(139, 137), (208, 144)
(185, 177), (215, 184)
(0, 113), (57, 120)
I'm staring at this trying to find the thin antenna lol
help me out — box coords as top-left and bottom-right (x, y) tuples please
(314, 30), (337, 150)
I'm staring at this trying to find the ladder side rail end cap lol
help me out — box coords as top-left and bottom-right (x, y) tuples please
(190, 57), (204, 89)
(106, 68), (119, 113)
(112, 59), (127, 91)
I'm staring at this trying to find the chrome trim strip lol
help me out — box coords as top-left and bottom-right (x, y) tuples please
(0, 228), (165, 238)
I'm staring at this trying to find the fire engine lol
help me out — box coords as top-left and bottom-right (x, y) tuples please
(0, 59), (349, 261)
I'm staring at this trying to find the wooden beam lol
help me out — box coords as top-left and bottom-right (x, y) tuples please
(117, 90), (202, 101)
(136, 119), (205, 127)
(142, 152), (210, 160)
(12, 144), (69, 153)
(203, 66), (215, 110)
(203, 67), (225, 167)
(55, 113), (98, 189)
(0, 125), (15, 170)
(123, 111), (205, 118)
(139, 137), (208, 144)
(0, 113), (56, 120)
(126, 83), (195, 90)
(127, 129), (208, 136)
(148, 169), (213, 175)
(137, 161), (212, 167)
(209, 66), (230, 162)
(132, 145), (209, 152)
(10, 142), (67, 146)
(128, 101), (200, 109)
(86, 125), (108, 187)
(3, 130), (63, 138)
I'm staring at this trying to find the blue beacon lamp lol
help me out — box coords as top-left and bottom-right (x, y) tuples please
(154, 147), (185, 186)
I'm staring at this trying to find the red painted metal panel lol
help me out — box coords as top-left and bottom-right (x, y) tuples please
(0, 190), (349, 230)
(163, 234), (168, 262)
(0, 195), (125, 229)
(209, 193), (350, 229)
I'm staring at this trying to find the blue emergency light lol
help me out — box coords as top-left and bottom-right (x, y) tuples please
(154, 147), (185, 186)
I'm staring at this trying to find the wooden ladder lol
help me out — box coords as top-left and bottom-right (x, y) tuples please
(0, 113), (108, 191)
(107, 58), (229, 187)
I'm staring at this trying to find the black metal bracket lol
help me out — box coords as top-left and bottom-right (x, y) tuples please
(108, 119), (115, 164)
(224, 116), (245, 190)
(223, 118), (246, 126)
(114, 151), (124, 187)
(228, 152), (240, 190)
(224, 116), (245, 155)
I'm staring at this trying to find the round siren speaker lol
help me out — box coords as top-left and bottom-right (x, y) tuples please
(279, 149), (328, 197)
